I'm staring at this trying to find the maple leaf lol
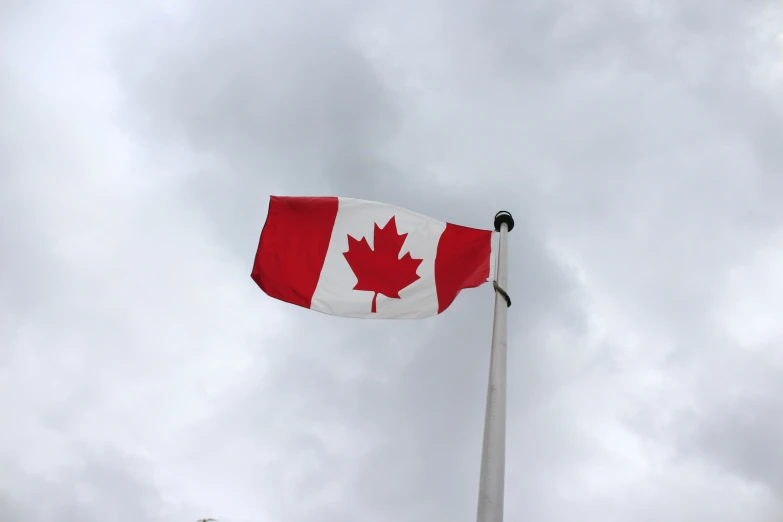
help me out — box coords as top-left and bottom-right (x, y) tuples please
(343, 216), (423, 313)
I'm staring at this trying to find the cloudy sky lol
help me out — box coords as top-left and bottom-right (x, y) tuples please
(2, 0), (783, 520)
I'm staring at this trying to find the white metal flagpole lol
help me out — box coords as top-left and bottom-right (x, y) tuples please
(476, 210), (513, 522)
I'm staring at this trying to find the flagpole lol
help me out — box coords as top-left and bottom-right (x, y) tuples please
(476, 210), (513, 522)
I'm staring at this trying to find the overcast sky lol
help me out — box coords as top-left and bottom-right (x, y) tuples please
(2, 0), (783, 521)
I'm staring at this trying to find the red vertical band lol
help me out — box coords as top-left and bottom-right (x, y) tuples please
(251, 196), (339, 309)
(435, 223), (492, 314)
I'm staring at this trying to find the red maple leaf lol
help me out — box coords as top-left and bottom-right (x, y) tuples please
(343, 216), (423, 313)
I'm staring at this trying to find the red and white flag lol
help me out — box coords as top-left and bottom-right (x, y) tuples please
(252, 196), (497, 318)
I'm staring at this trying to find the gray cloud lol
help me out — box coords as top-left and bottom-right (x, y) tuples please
(0, 450), (185, 522)
(2, 0), (782, 521)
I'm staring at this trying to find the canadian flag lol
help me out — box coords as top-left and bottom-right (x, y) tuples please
(252, 196), (497, 318)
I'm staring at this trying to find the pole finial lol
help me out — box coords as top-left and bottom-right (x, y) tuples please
(494, 211), (514, 232)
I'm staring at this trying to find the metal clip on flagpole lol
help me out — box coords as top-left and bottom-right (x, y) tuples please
(477, 210), (514, 522)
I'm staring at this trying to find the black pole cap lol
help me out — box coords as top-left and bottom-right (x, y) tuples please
(494, 211), (514, 232)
